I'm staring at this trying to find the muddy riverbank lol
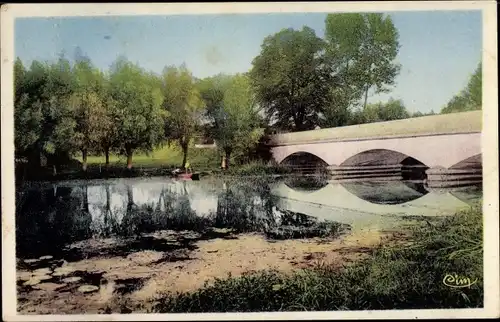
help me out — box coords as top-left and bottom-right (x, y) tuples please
(17, 226), (403, 314)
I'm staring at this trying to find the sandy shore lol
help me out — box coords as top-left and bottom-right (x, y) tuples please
(17, 227), (400, 314)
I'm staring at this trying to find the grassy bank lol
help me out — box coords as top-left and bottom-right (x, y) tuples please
(80, 144), (221, 170)
(153, 204), (483, 312)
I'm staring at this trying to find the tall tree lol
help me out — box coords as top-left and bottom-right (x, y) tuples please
(162, 64), (205, 169)
(14, 58), (44, 163)
(324, 13), (401, 115)
(204, 74), (264, 169)
(98, 92), (119, 169)
(249, 27), (332, 132)
(441, 62), (482, 114)
(38, 56), (78, 174)
(108, 57), (165, 169)
(70, 59), (109, 171)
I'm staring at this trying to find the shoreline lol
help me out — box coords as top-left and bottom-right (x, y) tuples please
(16, 225), (397, 314)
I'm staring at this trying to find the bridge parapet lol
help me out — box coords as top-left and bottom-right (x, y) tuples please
(268, 110), (482, 146)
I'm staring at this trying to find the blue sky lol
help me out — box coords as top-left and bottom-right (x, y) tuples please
(15, 11), (482, 114)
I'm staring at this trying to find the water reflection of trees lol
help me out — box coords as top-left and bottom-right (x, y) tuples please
(211, 179), (347, 239)
(16, 179), (349, 260)
(16, 185), (92, 259)
(212, 180), (278, 232)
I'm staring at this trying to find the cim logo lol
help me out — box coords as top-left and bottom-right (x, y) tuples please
(443, 274), (478, 288)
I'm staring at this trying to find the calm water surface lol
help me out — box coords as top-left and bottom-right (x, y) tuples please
(16, 176), (482, 259)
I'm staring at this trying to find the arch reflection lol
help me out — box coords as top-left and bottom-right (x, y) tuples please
(283, 176), (329, 192)
(340, 181), (429, 205)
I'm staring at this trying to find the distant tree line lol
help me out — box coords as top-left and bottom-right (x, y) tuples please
(14, 53), (263, 173)
(14, 13), (481, 173)
(441, 63), (482, 114)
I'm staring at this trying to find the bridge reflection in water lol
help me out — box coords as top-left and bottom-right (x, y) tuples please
(16, 176), (482, 258)
(56, 177), (481, 229)
(272, 178), (481, 229)
(82, 177), (481, 231)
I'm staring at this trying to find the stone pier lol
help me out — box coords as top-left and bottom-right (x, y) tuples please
(328, 165), (403, 181)
(425, 167), (483, 188)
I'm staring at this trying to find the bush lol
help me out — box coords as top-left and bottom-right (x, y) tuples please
(227, 161), (292, 176)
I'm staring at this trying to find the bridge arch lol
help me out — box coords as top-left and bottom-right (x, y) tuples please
(449, 154), (482, 169)
(339, 149), (428, 167)
(279, 151), (329, 174)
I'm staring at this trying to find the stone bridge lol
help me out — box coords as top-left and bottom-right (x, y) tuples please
(267, 111), (482, 187)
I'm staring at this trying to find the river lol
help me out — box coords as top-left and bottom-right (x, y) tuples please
(15, 175), (482, 260)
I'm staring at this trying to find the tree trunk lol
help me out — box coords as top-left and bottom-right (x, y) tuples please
(29, 148), (42, 170)
(83, 185), (89, 213)
(105, 184), (110, 235)
(126, 185), (134, 217)
(219, 155), (224, 170)
(363, 85), (369, 110)
(82, 149), (88, 171)
(127, 185), (134, 206)
(224, 149), (231, 170)
(104, 147), (110, 168)
(126, 147), (133, 169)
(181, 143), (188, 169)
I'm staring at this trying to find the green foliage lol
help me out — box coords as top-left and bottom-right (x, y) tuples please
(154, 204), (483, 312)
(69, 60), (112, 169)
(349, 98), (410, 124)
(108, 57), (165, 166)
(226, 160), (292, 176)
(14, 56), (79, 169)
(441, 62), (482, 114)
(14, 58), (43, 159)
(249, 27), (332, 132)
(201, 74), (264, 168)
(161, 64), (205, 167)
(323, 13), (401, 126)
(411, 110), (436, 118)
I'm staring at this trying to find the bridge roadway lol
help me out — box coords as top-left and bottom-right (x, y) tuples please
(267, 111), (482, 187)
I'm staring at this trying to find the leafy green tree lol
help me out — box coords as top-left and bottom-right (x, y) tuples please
(204, 74), (264, 169)
(197, 73), (233, 120)
(70, 59), (110, 171)
(249, 27), (332, 132)
(349, 98), (409, 124)
(441, 62), (482, 114)
(98, 92), (120, 168)
(108, 57), (165, 169)
(466, 63), (482, 108)
(18, 56), (78, 174)
(161, 64), (205, 169)
(14, 58), (44, 163)
(324, 13), (401, 115)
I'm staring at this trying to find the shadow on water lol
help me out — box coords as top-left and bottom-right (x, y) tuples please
(340, 181), (429, 205)
(16, 177), (349, 263)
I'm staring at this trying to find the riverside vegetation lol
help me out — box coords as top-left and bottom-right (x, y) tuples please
(153, 204), (483, 312)
(14, 13), (482, 181)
